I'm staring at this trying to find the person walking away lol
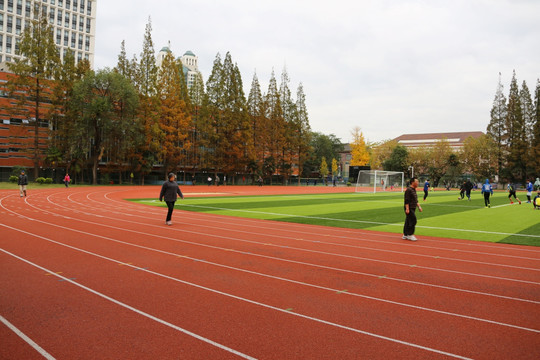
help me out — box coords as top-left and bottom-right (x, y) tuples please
(18, 170), (28, 197)
(63, 173), (71, 188)
(481, 179), (493, 208)
(159, 173), (184, 226)
(507, 182), (521, 204)
(403, 177), (423, 241)
(465, 179), (473, 201)
(525, 180), (533, 203)
(423, 179), (430, 201)
(458, 181), (466, 200)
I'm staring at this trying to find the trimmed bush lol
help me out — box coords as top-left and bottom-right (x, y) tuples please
(9, 175), (18, 183)
(35, 177), (46, 184)
(44, 178), (53, 184)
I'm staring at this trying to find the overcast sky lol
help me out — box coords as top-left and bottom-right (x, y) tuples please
(94, 0), (540, 144)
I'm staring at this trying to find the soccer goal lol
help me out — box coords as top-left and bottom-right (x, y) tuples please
(354, 170), (405, 193)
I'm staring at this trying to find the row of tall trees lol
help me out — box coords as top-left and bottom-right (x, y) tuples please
(487, 71), (540, 182)
(7, 11), (315, 184)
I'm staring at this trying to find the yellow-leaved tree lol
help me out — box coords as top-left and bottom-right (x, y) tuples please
(350, 127), (370, 166)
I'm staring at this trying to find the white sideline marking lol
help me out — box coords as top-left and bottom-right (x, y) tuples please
(0, 249), (256, 360)
(0, 315), (56, 360)
(178, 204), (540, 239)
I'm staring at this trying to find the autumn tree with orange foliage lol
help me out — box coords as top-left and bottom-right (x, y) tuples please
(350, 127), (370, 166)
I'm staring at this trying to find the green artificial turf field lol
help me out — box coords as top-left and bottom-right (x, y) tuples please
(134, 190), (540, 246)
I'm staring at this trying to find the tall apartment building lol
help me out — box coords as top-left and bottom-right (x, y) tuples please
(0, 0), (97, 67)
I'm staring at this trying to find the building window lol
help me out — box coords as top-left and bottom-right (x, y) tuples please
(85, 35), (89, 51)
(49, 8), (55, 23)
(72, 14), (77, 29)
(14, 37), (20, 55)
(71, 32), (75, 48)
(51, 0), (55, 5)
(58, 0), (63, 7)
(0, 35), (3, 52)
(86, 17), (90, 33)
(78, 33), (82, 49)
(15, 17), (21, 35)
(66, 0), (70, 10)
(73, 0), (77, 10)
(63, 30), (68, 46)
(64, 12), (69, 27)
(84, 53), (88, 61)
(7, 0), (13, 13)
(77, 52), (82, 62)
(0, 14), (3, 31)
(16, 0), (21, 15)
(56, 29), (61, 45)
(25, 1), (30, 16)
(0, 0), (4, 11)
(57, 9), (62, 26)
(7, 15), (12, 33)
(87, 0), (91, 16)
(79, 16), (83, 31)
(6, 35), (12, 54)
(80, 0), (84, 13)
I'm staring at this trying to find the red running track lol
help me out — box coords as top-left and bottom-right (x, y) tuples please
(1, 186), (539, 359)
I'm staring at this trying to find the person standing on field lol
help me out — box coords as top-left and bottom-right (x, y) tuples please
(507, 182), (521, 205)
(464, 179), (473, 201)
(525, 180), (533, 203)
(423, 179), (430, 201)
(403, 177), (423, 241)
(159, 173), (184, 226)
(18, 170), (28, 197)
(481, 179), (493, 208)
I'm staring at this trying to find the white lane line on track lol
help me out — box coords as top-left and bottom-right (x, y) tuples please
(56, 191), (540, 269)
(19, 194), (540, 304)
(0, 248), (256, 360)
(0, 314), (56, 360)
(2, 221), (539, 335)
(14, 193), (540, 285)
(4, 192), (540, 305)
(0, 244), (471, 360)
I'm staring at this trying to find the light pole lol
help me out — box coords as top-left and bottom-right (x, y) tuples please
(408, 166), (414, 178)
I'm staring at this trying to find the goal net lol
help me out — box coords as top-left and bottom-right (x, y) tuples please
(354, 170), (404, 193)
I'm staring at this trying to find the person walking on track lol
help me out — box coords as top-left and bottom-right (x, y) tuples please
(403, 177), (423, 241)
(159, 172), (184, 226)
(18, 170), (28, 197)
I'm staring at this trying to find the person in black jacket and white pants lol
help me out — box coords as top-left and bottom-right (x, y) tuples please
(159, 173), (184, 225)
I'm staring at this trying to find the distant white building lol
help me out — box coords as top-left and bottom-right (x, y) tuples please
(0, 0), (97, 67)
(157, 46), (200, 89)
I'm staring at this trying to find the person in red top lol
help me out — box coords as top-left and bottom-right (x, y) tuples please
(63, 173), (71, 188)
(403, 177), (423, 241)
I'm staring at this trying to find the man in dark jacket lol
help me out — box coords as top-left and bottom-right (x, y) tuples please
(18, 170), (28, 197)
(403, 177), (423, 241)
(159, 173), (184, 225)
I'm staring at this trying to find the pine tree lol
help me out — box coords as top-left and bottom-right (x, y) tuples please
(7, 6), (60, 178)
(265, 70), (285, 183)
(294, 83), (311, 180)
(531, 79), (540, 174)
(505, 70), (527, 182)
(487, 73), (507, 177)
(157, 52), (191, 176)
(519, 80), (535, 178)
(247, 72), (265, 177)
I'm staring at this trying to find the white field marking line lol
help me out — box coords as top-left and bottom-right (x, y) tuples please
(0, 249), (256, 360)
(38, 196), (540, 305)
(178, 203), (540, 239)
(77, 195), (540, 272)
(491, 203), (513, 209)
(0, 245), (473, 359)
(2, 223), (539, 337)
(3, 202), (539, 309)
(89, 191), (540, 263)
(16, 193), (540, 286)
(0, 314), (56, 360)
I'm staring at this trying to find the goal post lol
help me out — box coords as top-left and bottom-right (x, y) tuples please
(354, 170), (405, 193)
